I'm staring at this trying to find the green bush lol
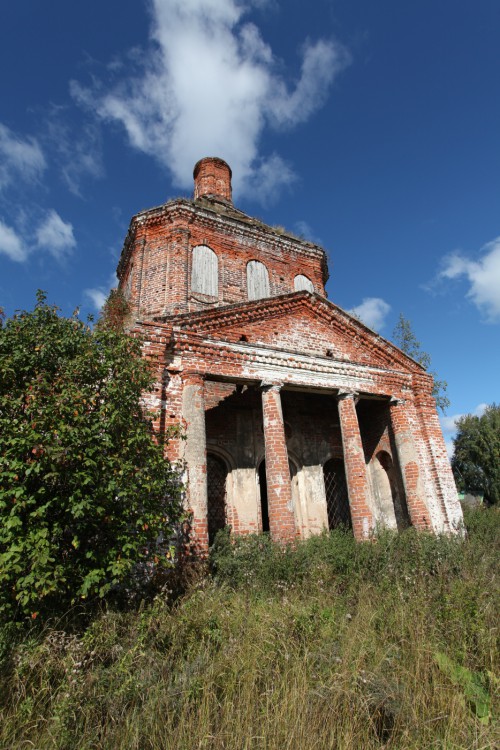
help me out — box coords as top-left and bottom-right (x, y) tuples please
(0, 292), (184, 623)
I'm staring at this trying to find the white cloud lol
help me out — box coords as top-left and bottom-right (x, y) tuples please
(44, 109), (104, 196)
(35, 210), (76, 260)
(293, 220), (322, 245)
(440, 403), (488, 459)
(348, 297), (391, 331)
(438, 237), (500, 322)
(84, 288), (108, 311)
(0, 123), (46, 191)
(0, 220), (27, 262)
(84, 271), (119, 311)
(72, 0), (349, 201)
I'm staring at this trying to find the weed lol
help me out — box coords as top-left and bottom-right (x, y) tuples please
(0, 506), (498, 749)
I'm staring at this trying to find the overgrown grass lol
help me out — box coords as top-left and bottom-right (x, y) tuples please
(0, 507), (498, 749)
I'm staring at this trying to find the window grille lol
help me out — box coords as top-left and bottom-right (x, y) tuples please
(207, 453), (227, 544)
(323, 458), (352, 530)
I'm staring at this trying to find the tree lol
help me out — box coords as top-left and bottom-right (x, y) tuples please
(0, 292), (183, 621)
(392, 313), (450, 413)
(452, 404), (500, 504)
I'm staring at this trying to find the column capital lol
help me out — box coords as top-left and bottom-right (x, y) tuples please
(260, 381), (283, 393)
(337, 390), (358, 401)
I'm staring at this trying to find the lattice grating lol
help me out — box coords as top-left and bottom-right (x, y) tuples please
(323, 458), (352, 530)
(207, 454), (227, 544)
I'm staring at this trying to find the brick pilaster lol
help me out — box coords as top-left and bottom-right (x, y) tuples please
(169, 227), (191, 315)
(261, 383), (296, 543)
(338, 392), (374, 539)
(182, 371), (208, 549)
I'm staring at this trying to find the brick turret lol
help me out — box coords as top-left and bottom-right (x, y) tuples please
(193, 157), (232, 203)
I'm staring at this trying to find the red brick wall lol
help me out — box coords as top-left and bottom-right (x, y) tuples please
(118, 202), (327, 321)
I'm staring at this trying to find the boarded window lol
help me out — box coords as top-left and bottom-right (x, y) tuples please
(247, 260), (270, 300)
(192, 245), (218, 297)
(294, 274), (314, 293)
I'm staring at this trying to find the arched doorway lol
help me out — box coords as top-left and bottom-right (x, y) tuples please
(323, 458), (352, 530)
(207, 453), (228, 544)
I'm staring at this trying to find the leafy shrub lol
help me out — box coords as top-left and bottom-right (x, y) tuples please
(0, 292), (184, 622)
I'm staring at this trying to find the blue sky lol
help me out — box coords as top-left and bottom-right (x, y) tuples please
(1, 0), (499, 454)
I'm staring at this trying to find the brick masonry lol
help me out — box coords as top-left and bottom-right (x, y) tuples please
(118, 157), (463, 549)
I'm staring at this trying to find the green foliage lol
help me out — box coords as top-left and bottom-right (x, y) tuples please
(0, 292), (183, 622)
(0, 507), (498, 749)
(392, 313), (450, 413)
(99, 288), (132, 331)
(210, 524), (466, 593)
(434, 651), (492, 723)
(452, 404), (500, 504)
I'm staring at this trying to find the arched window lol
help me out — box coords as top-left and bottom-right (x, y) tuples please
(192, 245), (218, 298)
(247, 260), (270, 300)
(323, 458), (351, 530)
(207, 453), (228, 544)
(294, 274), (314, 293)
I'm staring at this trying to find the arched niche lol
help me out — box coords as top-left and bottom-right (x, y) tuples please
(247, 260), (270, 301)
(191, 245), (218, 298)
(294, 274), (314, 293)
(371, 450), (400, 530)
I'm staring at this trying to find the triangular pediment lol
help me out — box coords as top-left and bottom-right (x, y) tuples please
(166, 292), (425, 374)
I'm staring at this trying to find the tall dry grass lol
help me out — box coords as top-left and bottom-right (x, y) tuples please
(0, 507), (498, 749)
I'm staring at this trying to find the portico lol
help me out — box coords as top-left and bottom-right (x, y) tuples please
(175, 357), (430, 547)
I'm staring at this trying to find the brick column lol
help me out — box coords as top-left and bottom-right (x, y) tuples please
(261, 383), (296, 543)
(388, 397), (431, 530)
(182, 372), (208, 549)
(337, 392), (374, 539)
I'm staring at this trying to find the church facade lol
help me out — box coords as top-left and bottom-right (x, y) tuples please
(116, 157), (462, 549)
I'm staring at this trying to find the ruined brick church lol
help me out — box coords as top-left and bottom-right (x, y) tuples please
(117, 157), (462, 549)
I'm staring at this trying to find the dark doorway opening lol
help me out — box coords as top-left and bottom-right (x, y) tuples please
(207, 453), (228, 545)
(323, 458), (352, 530)
(258, 461), (270, 532)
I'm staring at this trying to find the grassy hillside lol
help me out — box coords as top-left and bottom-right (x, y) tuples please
(1, 507), (498, 749)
